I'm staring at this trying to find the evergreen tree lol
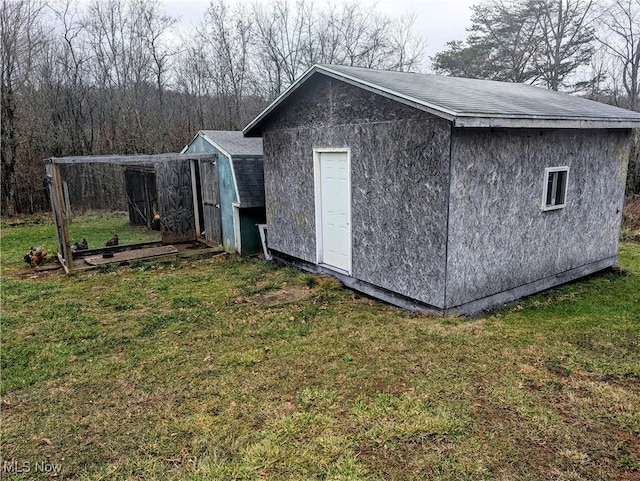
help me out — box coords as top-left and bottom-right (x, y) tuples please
(433, 0), (595, 91)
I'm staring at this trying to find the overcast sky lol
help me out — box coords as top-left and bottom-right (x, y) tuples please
(164, 0), (477, 70)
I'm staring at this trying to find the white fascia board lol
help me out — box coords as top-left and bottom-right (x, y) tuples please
(244, 64), (458, 135)
(200, 132), (233, 159)
(198, 132), (241, 203)
(243, 63), (640, 133)
(228, 157), (241, 204)
(243, 65), (319, 136)
(317, 65), (458, 121)
(180, 131), (202, 154)
(454, 115), (640, 129)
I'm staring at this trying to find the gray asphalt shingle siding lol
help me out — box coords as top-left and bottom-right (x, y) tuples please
(233, 157), (265, 208)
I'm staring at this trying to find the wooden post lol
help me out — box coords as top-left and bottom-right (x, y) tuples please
(143, 176), (152, 229)
(63, 181), (72, 219)
(45, 163), (64, 258)
(49, 164), (73, 272)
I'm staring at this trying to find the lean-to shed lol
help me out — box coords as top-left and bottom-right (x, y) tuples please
(45, 153), (215, 272)
(244, 64), (640, 315)
(182, 131), (265, 254)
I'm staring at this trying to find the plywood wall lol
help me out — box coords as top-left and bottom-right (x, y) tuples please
(263, 76), (451, 308)
(445, 128), (631, 307)
(155, 158), (196, 243)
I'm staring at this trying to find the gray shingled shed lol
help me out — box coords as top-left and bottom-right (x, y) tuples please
(182, 131), (265, 254)
(244, 64), (640, 315)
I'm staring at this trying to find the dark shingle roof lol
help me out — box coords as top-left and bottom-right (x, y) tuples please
(200, 130), (263, 157)
(189, 131), (264, 208)
(244, 64), (640, 134)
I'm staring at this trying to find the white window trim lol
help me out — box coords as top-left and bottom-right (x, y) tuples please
(541, 166), (570, 211)
(313, 148), (352, 275)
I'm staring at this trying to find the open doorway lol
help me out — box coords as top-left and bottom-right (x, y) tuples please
(190, 158), (222, 246)
(191, 159), (205, 237)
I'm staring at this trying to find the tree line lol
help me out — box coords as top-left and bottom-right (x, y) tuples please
(1, 0), (639, 216)
(1, 0), (425, 215)
(432, 0), (640, 193)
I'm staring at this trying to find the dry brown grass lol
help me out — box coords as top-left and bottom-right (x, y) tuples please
(623, 195), (640, 230)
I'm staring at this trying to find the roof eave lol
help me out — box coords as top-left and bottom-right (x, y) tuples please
(180, 131), (202, 153)
(242, 63), (640, 135)
(316, 65), (457, 121)
(243, 65), (320, 137)
(199, 131), (233, 159)
(243, 64), (460, 136)
(453, 116), (640, 129)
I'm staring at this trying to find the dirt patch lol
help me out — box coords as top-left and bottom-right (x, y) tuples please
(11, 266), (62, 280)
(623, 195), (640, 230)
(251, 285), (313, 307)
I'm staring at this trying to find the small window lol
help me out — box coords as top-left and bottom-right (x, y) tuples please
(542, 166), (569, 211)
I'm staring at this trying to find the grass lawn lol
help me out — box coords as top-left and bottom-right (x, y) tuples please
(1, 213), (639, 480)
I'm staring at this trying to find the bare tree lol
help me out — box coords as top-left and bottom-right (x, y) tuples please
(1, 0), (47, 215)
(385, 14), (427, 72)
(252, 0), (427, 97)
(1, 0), (430, 214)
(198, 0), (253, 129)
(597, 0), (640, 109)
(137, 0), (177, 149)
(330, 2), (388, 68)
(45, 0), (95, 154)
(252, 0), (309, 97)
(81, 0), (178, 152)
(535, 0), (596, 91)
(176, 41), (215, 131)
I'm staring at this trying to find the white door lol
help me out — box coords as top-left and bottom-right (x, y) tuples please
(316, 151), (351, 272)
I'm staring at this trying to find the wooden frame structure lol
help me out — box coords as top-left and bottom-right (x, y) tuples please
(45, 153), (217, 273)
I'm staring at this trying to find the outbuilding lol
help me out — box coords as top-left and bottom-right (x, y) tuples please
(182, 131), (265, 255)
(45, 152), (216, 273)
(244, 64), (640, 315)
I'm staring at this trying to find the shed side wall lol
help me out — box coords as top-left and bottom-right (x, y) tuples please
(262, 76), (451, 307)
(446, 128), (630, 308)
(185, 137), (238, 252)
(155, 158), (197, 243)
(232, 156), (265, 208)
